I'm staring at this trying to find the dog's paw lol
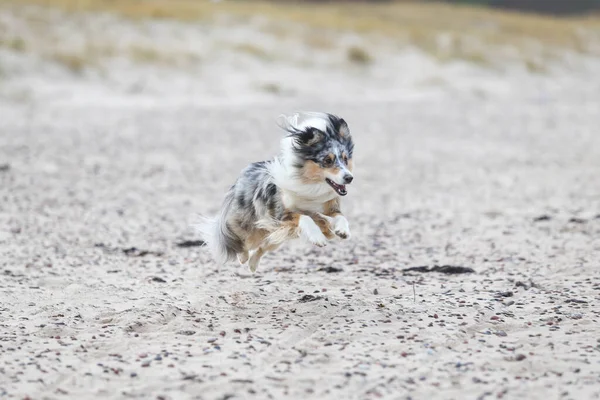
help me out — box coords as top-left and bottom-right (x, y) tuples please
(333, 215), (351, 239)
(310, 235), (328, 247)
(248, 258), (260, 273)
(237, 251), (249, 265)
(299, 215), (328, 247)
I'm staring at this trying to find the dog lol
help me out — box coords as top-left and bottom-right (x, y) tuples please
(197, 111), (354, 272)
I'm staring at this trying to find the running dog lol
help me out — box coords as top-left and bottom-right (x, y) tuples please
(197, 112), (354, 272)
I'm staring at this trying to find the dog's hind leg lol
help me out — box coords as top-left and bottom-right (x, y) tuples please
(248, 247), (265, 273)
(248, 243), (279, 273)
(237, 251), (249, 265)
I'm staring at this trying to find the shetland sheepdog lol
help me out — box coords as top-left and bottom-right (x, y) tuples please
(197, 112), (355, 272)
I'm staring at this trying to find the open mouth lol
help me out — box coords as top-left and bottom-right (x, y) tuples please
(326, 178), (347, 196)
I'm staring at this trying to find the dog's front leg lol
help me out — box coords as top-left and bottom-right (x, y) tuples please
(298, 214), (328, 247)
(323, 199), (351, 239)
(332, 215), (350, 239)
(268, 211), (330, 247)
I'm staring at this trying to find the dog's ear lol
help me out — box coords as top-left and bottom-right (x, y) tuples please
(338, 118), (350, 138)
(298, 128), (324, 146)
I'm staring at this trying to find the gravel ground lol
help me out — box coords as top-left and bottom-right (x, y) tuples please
(1, 90), (599, 399)
(1, 6), (600, 400)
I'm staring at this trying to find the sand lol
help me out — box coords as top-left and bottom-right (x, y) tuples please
(1, 5), (600, 400)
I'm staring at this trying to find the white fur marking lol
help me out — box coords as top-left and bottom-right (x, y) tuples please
(333, 215), (351, 239)
(299, 215), (327, 247)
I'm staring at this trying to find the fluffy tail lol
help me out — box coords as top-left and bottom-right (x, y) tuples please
(194, 192), (244, 264)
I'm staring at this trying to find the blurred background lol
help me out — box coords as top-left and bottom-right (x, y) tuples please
(1, 0), (599, 107)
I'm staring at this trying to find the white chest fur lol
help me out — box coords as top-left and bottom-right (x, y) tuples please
(280, 187), (336, 213)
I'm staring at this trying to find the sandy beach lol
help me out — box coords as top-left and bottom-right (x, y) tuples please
(1, 2), (600, 399)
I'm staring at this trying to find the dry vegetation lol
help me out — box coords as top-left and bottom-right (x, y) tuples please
(0, 36), (27, 52)
(0, 0), (599, 70)
(346, 46), (373, 65)
(3, 0), (598, 49)
(233, 43), (273, 61)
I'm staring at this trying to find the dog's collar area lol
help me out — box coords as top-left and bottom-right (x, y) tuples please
(326, 178), (347, 196)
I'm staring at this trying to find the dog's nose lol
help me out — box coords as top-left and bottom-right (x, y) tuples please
(343, 175), (353, 184)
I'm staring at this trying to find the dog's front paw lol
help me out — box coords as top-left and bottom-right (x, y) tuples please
(310, 234), (328, 247)
(299, 215), (328, 247)
(333, 215), (351, 239)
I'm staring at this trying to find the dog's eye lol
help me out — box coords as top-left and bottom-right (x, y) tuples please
(343, 155), (348, 164)
(323, 157), (333, 167)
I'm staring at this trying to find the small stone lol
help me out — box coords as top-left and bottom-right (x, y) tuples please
(515, 354), (526, 361)
(533, 215), (552, 222)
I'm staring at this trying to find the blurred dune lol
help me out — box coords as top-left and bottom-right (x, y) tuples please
(1, 0), (599, 106)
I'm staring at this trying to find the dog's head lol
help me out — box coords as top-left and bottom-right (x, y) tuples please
(278, 112), (354, 196)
